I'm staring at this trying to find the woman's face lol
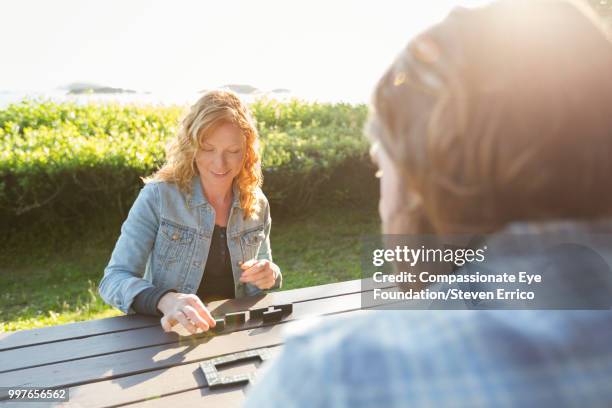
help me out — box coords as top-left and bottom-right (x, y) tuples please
(195, 122), (245, 190)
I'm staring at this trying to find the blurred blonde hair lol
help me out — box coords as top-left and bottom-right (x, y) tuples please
(367, 0), (612, 234)
(143, 90), (262, 219)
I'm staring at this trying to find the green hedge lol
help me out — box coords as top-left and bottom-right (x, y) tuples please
(0, 99), (378, 231)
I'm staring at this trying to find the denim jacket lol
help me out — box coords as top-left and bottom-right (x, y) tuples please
(98, 174), (281, 314)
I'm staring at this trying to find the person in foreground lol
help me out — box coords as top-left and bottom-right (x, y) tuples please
(245, 0), (612, 406)
(99, 90), (281, 334)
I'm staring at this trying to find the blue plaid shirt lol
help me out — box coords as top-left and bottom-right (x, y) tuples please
(245, 309), (612, 407)
(245, 221), (612, 407)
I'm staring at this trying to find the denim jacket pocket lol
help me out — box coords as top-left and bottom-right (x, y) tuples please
(240, 225), (265, 261)
(157, 220), (195, 263)
(154, 219), (196, 289)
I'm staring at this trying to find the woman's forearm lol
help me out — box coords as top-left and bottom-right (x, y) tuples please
(132, 287), (177, 316)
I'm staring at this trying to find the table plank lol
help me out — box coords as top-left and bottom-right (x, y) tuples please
(126, 385), (247, 408)
(61, 346), (283, 408)
(0, 315), (158, 353)
(0, 278), (374, 352)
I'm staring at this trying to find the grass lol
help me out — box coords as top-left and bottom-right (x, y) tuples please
(0, 205), (380, 332)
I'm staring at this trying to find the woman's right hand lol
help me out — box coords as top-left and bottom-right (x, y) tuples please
(157, 292), (216, 334)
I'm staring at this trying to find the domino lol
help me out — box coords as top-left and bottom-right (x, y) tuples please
(249, 307), (269, 320)
(212, 318), (225, 333)
(225, 311), (247, 325)
(262, 308), (284, 323)
(276, 303), (293, 316)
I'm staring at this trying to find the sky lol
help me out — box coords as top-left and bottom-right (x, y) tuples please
(0, 0), (491, 103)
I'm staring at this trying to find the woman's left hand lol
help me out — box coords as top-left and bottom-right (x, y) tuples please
(239, 259), (279, 289)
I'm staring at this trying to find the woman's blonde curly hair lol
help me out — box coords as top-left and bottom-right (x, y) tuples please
(143, 90), (263, 219)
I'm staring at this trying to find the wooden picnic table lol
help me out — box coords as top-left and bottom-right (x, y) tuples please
(0, 279), (392, 407)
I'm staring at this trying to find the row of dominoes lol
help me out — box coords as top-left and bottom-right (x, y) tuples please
(211, 303), (294, 332)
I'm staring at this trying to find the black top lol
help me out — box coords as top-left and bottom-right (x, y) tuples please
(197, 224), (236, 303)
(131, 224), (235, 316)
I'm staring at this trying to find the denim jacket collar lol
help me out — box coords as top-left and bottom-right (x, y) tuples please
(188, 173), (241, 209)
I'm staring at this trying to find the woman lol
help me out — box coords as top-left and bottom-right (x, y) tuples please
(98, 90), (282, 334)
